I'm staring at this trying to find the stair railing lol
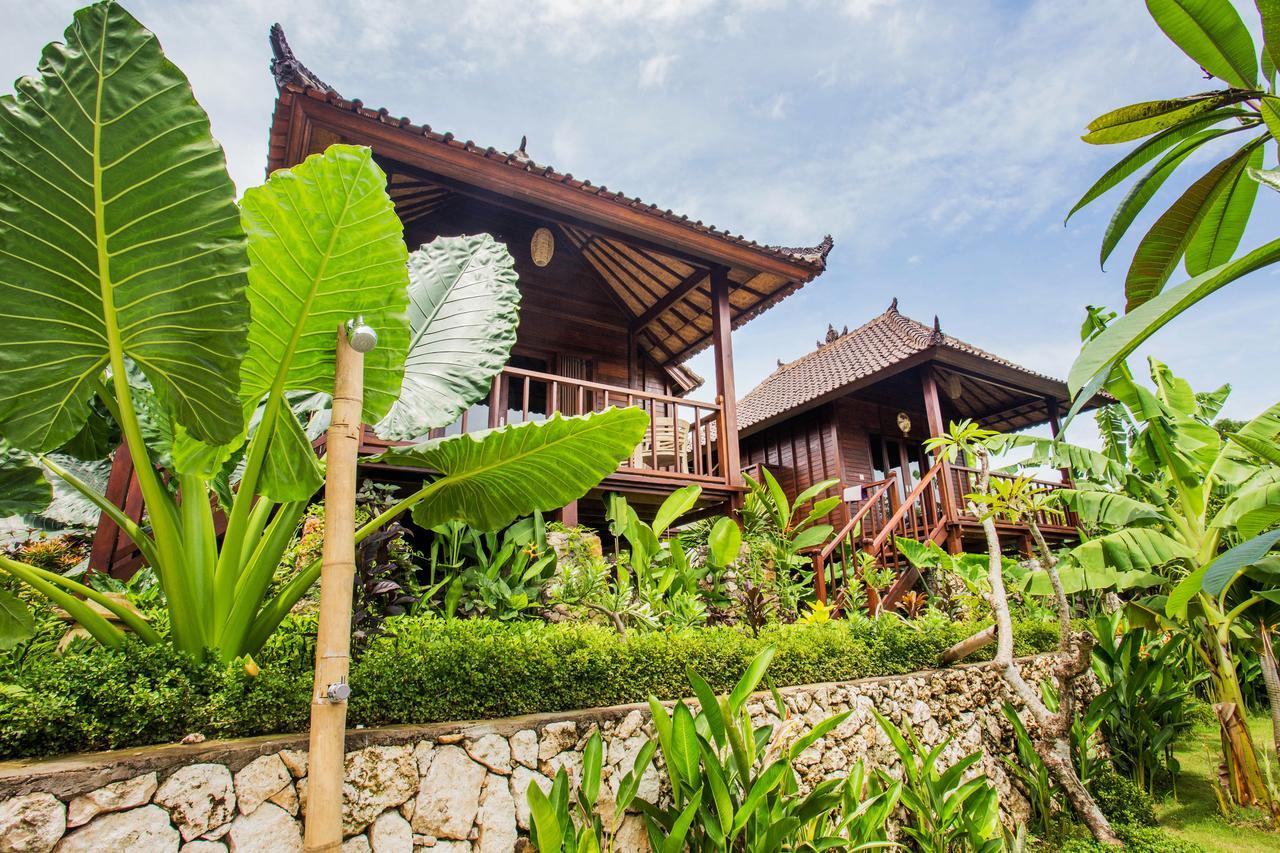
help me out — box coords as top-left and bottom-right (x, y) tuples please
(811, 474), (897, 604)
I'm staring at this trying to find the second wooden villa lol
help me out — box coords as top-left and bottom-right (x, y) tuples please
(737, 300), (1096, 606)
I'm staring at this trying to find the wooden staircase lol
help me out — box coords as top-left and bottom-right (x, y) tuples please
(810, 461), (1078, 615)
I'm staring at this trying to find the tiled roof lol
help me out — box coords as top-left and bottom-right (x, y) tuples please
(266, 25), (833, 273)
(737, 299), (1065, 432)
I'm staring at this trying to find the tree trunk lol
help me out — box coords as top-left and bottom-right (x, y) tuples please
(941, 625), (996, 664)
(971, 447), (1119, 845)
(1261, 627), (1280, 766)
(1210, 632), (1273, 811)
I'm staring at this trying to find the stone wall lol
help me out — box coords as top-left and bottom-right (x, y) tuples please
(0, 655), (1067, 852)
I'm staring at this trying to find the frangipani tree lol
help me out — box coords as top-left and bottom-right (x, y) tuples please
(1068, 0), (1280, 411)
(0, 1), (647, 661)
(925, 421), (1118, 845)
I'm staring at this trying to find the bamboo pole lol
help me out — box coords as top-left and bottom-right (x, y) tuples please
(304, 325), (365, 852)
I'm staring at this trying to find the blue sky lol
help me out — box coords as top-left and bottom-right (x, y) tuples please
(5, 0), (1278, 443)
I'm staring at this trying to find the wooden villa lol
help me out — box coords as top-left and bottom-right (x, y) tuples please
(88, 26), (833, 574)
(737, 300), (1098, 607)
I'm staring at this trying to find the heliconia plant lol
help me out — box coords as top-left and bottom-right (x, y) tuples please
(0, 1), (647, 661)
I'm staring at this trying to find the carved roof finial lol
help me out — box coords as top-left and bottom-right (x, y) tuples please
(928, 315), (944, 346)
(269, 24), (337, 94)
(512, 135), (532, 166)
(889, 297), (899, 313)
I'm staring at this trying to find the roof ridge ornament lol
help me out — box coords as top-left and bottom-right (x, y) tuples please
(512, 135), (533, 166)
(269, 24), (338, 95)
(928, 315), (944, 346)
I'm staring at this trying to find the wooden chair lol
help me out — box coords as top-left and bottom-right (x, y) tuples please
(631, 415), (690, 472)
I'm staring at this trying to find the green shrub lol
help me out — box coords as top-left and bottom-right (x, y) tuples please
(1055, 823), (1200, 852)
(0, 614), (1058, 760)
(1090, 769), (1158, 828)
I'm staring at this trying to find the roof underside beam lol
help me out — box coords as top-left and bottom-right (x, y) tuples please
(631, 267), (709, 333)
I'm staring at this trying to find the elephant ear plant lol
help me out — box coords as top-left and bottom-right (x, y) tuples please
(0, 1), (647, 661)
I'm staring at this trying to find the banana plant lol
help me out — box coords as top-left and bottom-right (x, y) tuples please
(1007, 350), (1280, 809)
(1066, 0), (1280, 404)
(0, 2), (647, 661)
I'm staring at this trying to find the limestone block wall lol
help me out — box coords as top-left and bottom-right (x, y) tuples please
(0, 655), (1067, 852)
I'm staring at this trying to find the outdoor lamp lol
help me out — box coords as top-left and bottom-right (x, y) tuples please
(531, 227), (555, 267)
(347, 316), (378, 353)
(897, 412), (911, 435)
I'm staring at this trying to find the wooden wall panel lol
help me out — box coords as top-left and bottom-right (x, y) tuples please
(740, 403), (844, 524)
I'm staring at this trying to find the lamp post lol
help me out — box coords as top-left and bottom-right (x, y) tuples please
(304, 319), (376, 852)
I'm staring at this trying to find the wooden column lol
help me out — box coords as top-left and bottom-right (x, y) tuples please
(1046, 397), (1073, 485)
(304, 327), (364, 852)
(921, 368), (957, 528)
(710, 265), (743, 492)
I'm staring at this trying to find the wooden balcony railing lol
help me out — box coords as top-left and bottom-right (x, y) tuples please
(947, 466), (1076, 529)
(430, 365), (730, 486)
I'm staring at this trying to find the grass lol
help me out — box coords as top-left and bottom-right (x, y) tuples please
(1155, 713), (1278, 852)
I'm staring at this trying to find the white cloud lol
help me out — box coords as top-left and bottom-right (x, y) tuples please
(638, 53), (678, 89)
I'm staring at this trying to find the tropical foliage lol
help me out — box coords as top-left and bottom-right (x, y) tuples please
(1068, 0), (1280, 408)
(1009, 344), (1280, 811)
(0, 2), (646, 661)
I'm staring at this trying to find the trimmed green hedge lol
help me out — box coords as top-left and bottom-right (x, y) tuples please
(0, 615), (1057, 760)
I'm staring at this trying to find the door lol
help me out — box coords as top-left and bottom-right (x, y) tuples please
(868, 433), (930, 500)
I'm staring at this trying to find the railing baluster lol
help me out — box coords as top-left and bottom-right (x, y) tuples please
(521, 377), (530, 422)
(549, 381), (558, 415)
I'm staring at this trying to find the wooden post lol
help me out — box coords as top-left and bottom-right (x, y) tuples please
(921, 368), (956, 525)
(710, 266), (742, 490)
(304, 326), (364, 852)
(1046, 397), (1073, 485)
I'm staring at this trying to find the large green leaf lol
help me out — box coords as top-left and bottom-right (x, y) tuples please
(1023, 563), (1164, 596)
(1147, 0), (1258, 89)
(1068, 237), (1280, 397)
(1202, 529), (1280, 596)
(1125, 139), (1263, 309)
(1057, 488), (1165, 528)
(1258, 1), (1280, 76)
(707, 516), (742, 568)
(1099, 127), (1234, 269)
(238, 144), (410, 499)
(1083, 92), (1250, 144)
(1215, 471), (1280, 537)
(0, 442), (52, 517)
(1068, 108), (1251, 221)
(377, 408), (648, 531)
(1070, 527), (1193, 575)
(0, 2), (249, 452)
(653, 484), (701, 537)
(1186, 144), (1265, 274)
(0, 587), (35, 650)
(1002, 435), (1126, 482)
(376, 234), (521, 440)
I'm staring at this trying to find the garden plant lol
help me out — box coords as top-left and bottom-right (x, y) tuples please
(0, 1), (647, 662)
